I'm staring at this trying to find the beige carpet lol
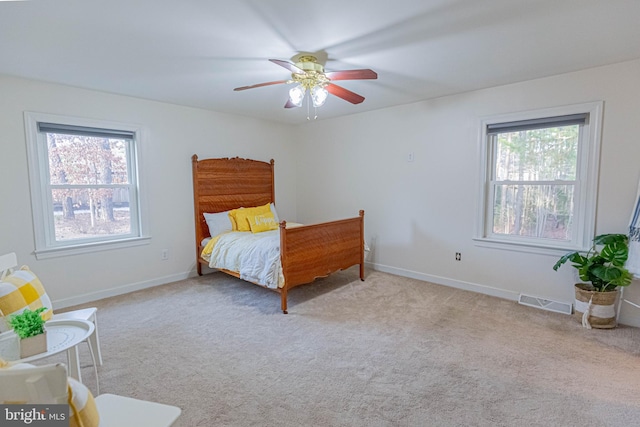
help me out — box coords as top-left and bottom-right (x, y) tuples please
(52, 268), (640, 426)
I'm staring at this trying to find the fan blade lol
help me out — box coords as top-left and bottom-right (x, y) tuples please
(234, 80), (288, 91)
(326, 84), (365, 104)
(269, 59), (305, 74)
(325, 69), (378, 81)
(284, 99), (299, 108)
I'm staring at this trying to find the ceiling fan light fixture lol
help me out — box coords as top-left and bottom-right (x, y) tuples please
(288, 85), (305, 107)
(311, 85), (328, 107)
(235, 55), (377, 112)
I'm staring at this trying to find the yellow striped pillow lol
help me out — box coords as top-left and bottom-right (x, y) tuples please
(0, 267), (53, 321)
(68, 377), (100, 427)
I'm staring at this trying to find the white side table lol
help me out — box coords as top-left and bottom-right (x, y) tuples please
(15, 319), (95, 382)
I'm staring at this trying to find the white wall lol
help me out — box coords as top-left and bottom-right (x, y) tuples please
(294, 59), (640, 327)
(0, 75), (296, 307)
(3, 59), (640, 328)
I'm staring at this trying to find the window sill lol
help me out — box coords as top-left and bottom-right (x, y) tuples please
(34, 236), (152, 260)
(472, 237), (586, 257)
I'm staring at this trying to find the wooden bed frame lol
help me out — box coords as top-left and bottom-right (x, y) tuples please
(192, 155), (365, 313)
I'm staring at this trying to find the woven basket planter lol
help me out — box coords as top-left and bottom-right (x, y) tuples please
(573, 283), (619, 329)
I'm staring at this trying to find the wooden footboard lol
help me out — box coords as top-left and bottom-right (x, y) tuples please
(279, 210), (365, 313)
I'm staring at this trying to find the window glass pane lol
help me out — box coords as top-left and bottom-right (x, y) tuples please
(494, 125), (579, 181)
(51, 188), (132, 241)
(47, 133), (130, 185)
(492, 184), (574, 240)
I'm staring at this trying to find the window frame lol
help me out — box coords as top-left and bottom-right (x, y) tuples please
(474, 102), (603, 254)
(24, 112), (150, 259)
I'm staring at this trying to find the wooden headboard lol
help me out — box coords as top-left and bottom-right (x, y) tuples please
(192, 155), (275, 248)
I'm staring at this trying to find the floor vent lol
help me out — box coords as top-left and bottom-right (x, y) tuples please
(518, 294), (572, 315)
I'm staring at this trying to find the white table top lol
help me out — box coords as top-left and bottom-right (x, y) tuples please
(16, 319), (94, 364)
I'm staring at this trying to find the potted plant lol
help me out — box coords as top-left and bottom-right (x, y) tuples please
(553, 234), (632, 329)
(9, 307), (48, 357)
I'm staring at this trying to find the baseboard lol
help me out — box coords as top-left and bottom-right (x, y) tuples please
(52, 263), (640, 328)
(52, 271), (193, 310)
(365, 262), (520, 302)
(618, 301), (640, 328)
(54, 264), (516, 311)
(365, 262), (640, 328)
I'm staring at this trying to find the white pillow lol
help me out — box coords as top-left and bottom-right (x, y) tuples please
(203, 211), (233, 237)
(270, 203), (280, 223)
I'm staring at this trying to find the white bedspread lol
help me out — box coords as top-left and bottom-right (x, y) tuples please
(202, 230), (284, 289)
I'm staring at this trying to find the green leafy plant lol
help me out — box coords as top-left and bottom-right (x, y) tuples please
(553, 234), (633, 292)
(9, 307), (47, 339)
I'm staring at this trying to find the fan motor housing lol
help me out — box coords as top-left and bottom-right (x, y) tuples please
(294, 56), (324, 73)
(291, 56), (329, 88)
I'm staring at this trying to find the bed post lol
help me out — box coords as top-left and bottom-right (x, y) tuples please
(192, 154), (203, 276)
(269, 159), (275, 204)
(280, 289), (288, 314)
(280, 219), (288, 314)
(359, 210), (365, 281)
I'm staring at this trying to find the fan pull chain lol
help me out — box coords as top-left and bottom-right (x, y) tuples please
(305, 96), (319, 120)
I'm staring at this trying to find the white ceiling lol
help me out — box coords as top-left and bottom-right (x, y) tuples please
(2, 0), (640, 125)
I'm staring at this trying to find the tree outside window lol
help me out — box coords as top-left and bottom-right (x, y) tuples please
(476, 102), (602, 252)
(491, 124), (578, 241)
(25, 112), (148, 259)
(46, 132), (132, 241)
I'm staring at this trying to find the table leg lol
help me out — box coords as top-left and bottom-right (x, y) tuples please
(67, 345), (82, 382)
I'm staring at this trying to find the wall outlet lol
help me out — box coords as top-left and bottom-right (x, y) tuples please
(455, 252), (461, 261)
(161, 249), (169, 260)
(407, 152), (415, 162)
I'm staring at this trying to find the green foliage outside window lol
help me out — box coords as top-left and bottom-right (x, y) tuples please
(492, 125), (579, 240)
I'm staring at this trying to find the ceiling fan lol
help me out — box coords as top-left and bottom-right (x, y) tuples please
(233, 55), (377, 109)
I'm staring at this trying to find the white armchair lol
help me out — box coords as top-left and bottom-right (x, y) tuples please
(0, 363), (181, 427)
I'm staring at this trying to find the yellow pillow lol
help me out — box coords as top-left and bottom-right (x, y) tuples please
(228, 209), (240, 230)
(68, 377), (100, 427)
(0, 267), (53, 321)
(248, 212), (279, 233)
(229, 208), (245, 231)
(231, 203), (272, 232)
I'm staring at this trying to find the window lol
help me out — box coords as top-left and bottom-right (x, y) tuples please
(25, 112), (149, 259)
(476, 102), (603, 252)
